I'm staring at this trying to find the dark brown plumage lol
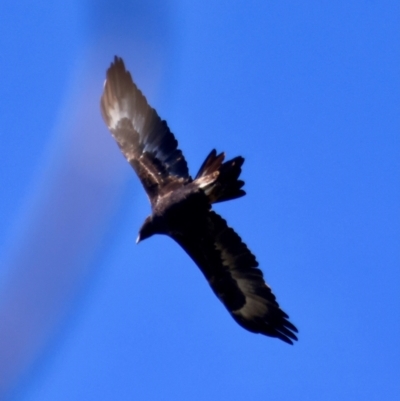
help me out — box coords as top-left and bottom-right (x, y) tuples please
(100, 56), (298, 344)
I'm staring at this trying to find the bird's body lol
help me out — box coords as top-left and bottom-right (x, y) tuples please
(101, 56), (298, 344)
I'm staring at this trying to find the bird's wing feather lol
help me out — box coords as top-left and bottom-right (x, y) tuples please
(100, 56), (190, 202)
(171, 211), (298, 344)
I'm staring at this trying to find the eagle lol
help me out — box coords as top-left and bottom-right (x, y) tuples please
(100, 56), (298, 344)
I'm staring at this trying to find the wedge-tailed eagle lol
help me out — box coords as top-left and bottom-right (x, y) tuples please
(100, 56), (298, 344)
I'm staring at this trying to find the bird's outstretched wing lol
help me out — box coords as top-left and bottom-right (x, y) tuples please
(101, 56), (190, 202)
(171, 211), (298, 344)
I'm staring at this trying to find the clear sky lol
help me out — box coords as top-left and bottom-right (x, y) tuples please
(0, 1), (399, 400)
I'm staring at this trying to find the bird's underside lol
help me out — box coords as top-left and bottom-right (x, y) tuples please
(100, 56), (298, 344)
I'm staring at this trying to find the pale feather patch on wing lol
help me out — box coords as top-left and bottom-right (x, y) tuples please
(232, 296), (269, 320)
(108, 117), (140, 160)
(100, 57), (190, 189)
(106, 95), (148, 137)
(215, 241), (270, 319)
(230, 278), (271, 320)
(103, 93), (131, 130)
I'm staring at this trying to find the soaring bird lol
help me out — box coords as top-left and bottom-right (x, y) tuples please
(100, 56), (298, 344)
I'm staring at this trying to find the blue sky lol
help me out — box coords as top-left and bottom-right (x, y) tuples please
(0, 0), (399, 400)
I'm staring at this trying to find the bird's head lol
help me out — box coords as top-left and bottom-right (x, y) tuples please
(136, 215), (157, 244)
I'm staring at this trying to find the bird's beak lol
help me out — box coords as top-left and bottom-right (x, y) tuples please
(136, 234), (141, 244)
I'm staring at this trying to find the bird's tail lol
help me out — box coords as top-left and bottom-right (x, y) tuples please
(194, 149), (245, 204)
